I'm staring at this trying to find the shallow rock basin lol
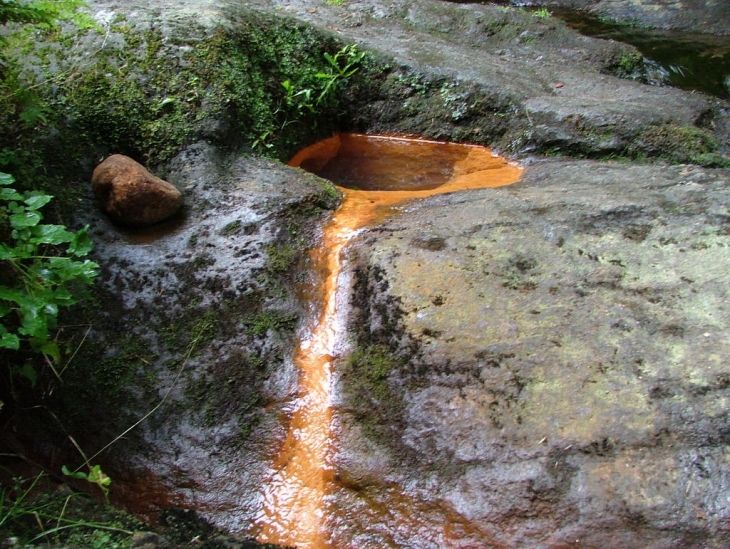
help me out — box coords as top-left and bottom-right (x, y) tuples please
(290, 133), (523, 228)
(290, 133), (521, 192)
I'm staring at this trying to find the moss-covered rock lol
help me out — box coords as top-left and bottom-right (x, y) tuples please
(3, 0), (730, 545)
(257, 0), (730, 165)
(0, 3), (361, 200)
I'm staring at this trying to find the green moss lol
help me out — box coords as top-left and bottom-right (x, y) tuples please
(243, 311), (297, 337)
(183, 347), (266, 435)
(260, 183), (341, 287)
(0, 8), (362, 207)
(265, 243), (298, 273)
(604, 47), (646, 80)
(346, 65), (517, 145)
(319, 179), (342, 207)
(340, 343), (405, 440)
(188, 311), (218, 352)
(634, 124), (730, 167)
(220, 219), (243, 235)
(25, 324), (161, 447)
(349, 344), (397, 392)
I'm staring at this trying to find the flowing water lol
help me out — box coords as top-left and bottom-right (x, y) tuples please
(253, 134), (522, 548)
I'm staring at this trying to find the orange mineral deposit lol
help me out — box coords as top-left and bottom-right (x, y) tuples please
(254, 134), (522, 548)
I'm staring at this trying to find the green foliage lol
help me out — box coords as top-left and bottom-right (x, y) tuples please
(255, 44), (365, 149)
(0, 0), (96, 192)
(0, 472), (131, 546)
(65, 530), (126, 549)
(53, 15), (363, 161)
(0, 172), (98, 375)
(532, 7), (551, 18)
(1, 5), (368, 174)
(0, 0), (94, 32)
(62, 465), (112, 504)
(316, 44), (366, 106)
(0, 473), (43, 531)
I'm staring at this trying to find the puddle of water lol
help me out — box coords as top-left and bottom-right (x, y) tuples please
(115, 211), (188, 244)
(253, 134), (522, 548)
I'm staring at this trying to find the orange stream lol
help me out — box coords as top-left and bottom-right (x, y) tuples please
(254, 134), (522, 548)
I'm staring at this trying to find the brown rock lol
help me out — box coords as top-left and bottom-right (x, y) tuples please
(91, 154), (183, 227)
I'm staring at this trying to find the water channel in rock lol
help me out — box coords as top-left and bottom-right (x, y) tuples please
(252, 134), (522, 548)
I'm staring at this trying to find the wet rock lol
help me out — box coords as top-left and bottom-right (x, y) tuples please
(245, 0), (730, 162)
(82, 0), (730, 163)
(131, 531), (171, 549)
(30, 141), (339, 537)
(335, 159), (730, 547)
(17, 0), (730, 545)
(91, 154), (183, 227)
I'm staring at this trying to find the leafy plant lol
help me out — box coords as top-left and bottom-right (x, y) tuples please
(254, 44), (365, 149)
(0, 472), (44, 531)
(314, 44), (366, 106)
(0, 0), (94, 30)
(532, 7), (551, 18)
(0, 0), (97, 187)
(0, 471), (132, 545)
(0, 171), (98, 379)
(280, 78), (316, 119)
(62, 465), (112, 505)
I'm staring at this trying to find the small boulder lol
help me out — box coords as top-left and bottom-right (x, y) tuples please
(91, 154), (183, 227)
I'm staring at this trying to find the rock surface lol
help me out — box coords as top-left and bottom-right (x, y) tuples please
(35, 142), (339, 536)
(333, 160), (730, 547)
(247, 0), (730, 161)
(91, 154), (183, 226)
(86, 0), (730, 163)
